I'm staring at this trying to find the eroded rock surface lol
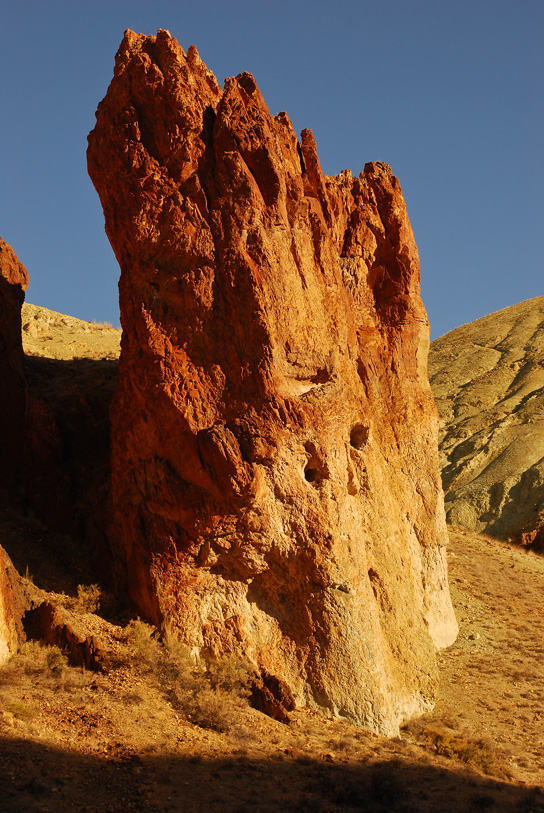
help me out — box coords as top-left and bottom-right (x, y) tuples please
(0, 544), (24, 664)
(88, 29), (457, 735)
(0, 237), (29, 489)
(430, 297), (544, 540)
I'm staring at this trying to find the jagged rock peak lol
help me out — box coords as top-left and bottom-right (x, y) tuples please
(88, 30), (457, 736)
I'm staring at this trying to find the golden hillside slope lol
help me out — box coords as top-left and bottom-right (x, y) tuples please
(430, 297), (544, 540)
(21, 303), (121, 361)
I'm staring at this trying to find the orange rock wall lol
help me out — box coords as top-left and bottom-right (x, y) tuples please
(0, 544), (23, 664)
(88, 30), (457, 735)
(0, 237), (28, 489)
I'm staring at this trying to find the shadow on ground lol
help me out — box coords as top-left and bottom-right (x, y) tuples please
(0, 734), (542, 812)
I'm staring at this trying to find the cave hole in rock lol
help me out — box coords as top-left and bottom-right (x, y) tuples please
(350, 423), (370, 450)
(303, 441), (327, 487)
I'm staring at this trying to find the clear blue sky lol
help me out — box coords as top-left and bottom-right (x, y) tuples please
(0, 0), (542, 338)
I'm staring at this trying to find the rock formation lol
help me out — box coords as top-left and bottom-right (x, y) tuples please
(88, 29), (457, 735)
(518, 512), (544, 555)
(23, 600), (107, 671)
(0, 237), (29, 662)
(429, 296), (544, 541)
(21, 307), (119, 558)
(0, 544), (24, 664)
(0, 237), (29, 489)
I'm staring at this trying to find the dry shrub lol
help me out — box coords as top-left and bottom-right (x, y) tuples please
(0, 640), (87, 708)
(125, 618), (161, 666)
(403, 721), (512, 779)
(183, 685), (240, 732)
(0, 640), (67, 683)
(166, 651), (252, 733)
(4, 699), (36, 720)
(46, 645), (68, 672)
(123, 621), (252, 733)
(57, 584), (102, 614)
(327, 736), (356, 753)
(23, 565), (34, 585)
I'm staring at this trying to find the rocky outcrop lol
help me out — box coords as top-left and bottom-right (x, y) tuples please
(23, 600), (107, 671)
(0, 237), (29, 489)
(22, 353), (117, 560)
(18, 304), (119, 571)
(88, 29), (457, 735)
(429, 297), (544, 541)
(518, 512), (544, 555)
(0, 544), (24, 664)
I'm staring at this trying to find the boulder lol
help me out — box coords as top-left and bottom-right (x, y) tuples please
(518, 511), (544, 555)
(88, 29), (457, 735)
(0, 237), (29, 489)
(23, 600), (107, 671)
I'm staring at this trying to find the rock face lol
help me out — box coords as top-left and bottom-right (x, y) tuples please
(0, 544), (24, 664)
(88, 29), (457, 735)
(429, 297), (544, 541)
(0, 237), (29, 489)
(19, 304), (119, 571)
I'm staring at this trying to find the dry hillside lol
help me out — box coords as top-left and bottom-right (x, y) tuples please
(21, 303), (121, 361)
(429, 296), (544, 540)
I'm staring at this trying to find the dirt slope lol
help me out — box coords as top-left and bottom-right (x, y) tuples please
(429, 296), (544, 540)
(1, 514), (543, 812)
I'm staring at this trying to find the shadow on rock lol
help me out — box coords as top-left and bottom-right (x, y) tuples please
(3, 355), (118, 594)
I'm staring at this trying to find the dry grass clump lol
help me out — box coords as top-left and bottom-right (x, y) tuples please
(3, 699), (37, 721)
(123, 620), (252, 733)
(0, 639), (68, 686)
(326, 736), (358, 753)
(0, 639), (91, 730)
(56, 583), (102, 614)
(91, 318), (114, 329)
(402, 719), (512, 779)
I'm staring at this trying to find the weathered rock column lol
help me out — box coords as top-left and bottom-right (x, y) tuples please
(88, 29), (457, 735)
(0, 237), (29, 489)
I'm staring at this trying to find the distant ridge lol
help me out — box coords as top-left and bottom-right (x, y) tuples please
(21, 302), (120, 361)
(429, 296), (544, 541)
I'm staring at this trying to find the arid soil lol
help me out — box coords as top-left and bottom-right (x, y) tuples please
(0, 307), (543, 811)
(1, 514), (543, 812)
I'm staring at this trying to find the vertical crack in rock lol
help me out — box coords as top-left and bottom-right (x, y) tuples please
(88, 29), (458, 736)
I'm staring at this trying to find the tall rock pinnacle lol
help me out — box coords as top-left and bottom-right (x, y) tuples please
(88, 29), (457, 735)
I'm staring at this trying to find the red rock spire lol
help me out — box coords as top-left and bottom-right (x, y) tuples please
(88, 30), (457, 736)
